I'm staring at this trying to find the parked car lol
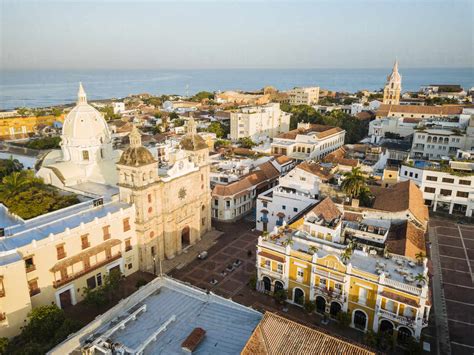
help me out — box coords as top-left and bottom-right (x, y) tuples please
(197, 251), (208, 260)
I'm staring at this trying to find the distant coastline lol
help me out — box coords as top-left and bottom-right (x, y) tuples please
(1, 67), (473, 110)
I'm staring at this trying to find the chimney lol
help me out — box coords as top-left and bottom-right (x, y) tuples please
(181, 327), (206, 353)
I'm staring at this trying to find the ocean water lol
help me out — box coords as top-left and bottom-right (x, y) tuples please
(0, 68), (473, 110)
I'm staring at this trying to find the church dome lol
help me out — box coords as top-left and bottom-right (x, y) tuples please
(118, 146), (156, 166)
(118, 124), (156, 166)
(62, 83), (111, 142)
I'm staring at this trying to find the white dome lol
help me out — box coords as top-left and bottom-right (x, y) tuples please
(62, 103), (110, 141)
(62, 83), (111, 142)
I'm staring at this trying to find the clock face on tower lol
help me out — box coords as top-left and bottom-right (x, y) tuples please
(178, 187), (187, 200)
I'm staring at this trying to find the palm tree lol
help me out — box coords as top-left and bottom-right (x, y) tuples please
(415, 252), (425, 265)
(340, 249), (351, 264)
(308, 245), (318, 255)
(341, 167), (367, 198)
(347, 238), (357, 251)
(282, 237), (294, 248)
(0, 171), (31, 199)
(414, 273), (427, 286)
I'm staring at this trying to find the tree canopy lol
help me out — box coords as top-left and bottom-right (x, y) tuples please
(238, 137), (257, 149)
(25, 136), (61, 150)
(190, 91), (214, 102)
(0, 157), (23, 180)
(3, 305), (82, 354)
(0, 171), (79, 219)
(207, 121), (229, 138)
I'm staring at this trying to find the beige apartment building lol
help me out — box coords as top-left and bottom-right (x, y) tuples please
(230, 103), (290, 141)
(288, 87), (320, 105)
(0, 200), (137, 338)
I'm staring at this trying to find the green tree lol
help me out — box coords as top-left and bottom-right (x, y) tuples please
(0, 337), (9, 354)
(0, 157), (23, 180)
(207, 122), (226, 138)
(169, 112), (179, 120)
(341, 167), (367, 199)
(414, 273), (427, 286)
(415, 252), (425, 265)
(0, 171), (34, 200)
(51, 107), (63, 117)
(173, 118), (185, 127)
(26, 136), (61, 150)
(238, 137), (256, 149)
(336, 311), (351, 327)
(191, 91), (214, 102)
(273, 289), (288, 304)
(16, 107), (30, 117)
(308, 245), (318, 255)
(304, 301), (316, 314)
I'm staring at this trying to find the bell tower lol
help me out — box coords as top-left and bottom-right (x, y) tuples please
(383, 60), (402, 105)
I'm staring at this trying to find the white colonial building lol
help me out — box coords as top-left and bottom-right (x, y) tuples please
(383, 61), (402, 105)
(256, 162), (331, 232)
(271, 122), (345, 161)
(288, 87), (320, 105)
(229, 103), (290, 141)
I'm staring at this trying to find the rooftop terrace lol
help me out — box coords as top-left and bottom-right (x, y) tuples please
(49, 277), (262, 355)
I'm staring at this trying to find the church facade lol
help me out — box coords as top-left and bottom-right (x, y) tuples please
(38, 84), (211, 271)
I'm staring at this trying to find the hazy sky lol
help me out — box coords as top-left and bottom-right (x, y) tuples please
(1, 0), (473, 69)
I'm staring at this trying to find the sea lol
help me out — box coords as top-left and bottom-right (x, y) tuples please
(1, 68), (473, 110)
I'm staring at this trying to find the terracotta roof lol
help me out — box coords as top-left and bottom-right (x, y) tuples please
(309, 197), (342, 223)
(386, 221), (426, 258)
(323, 148), (359, 167)
(380, 290), (419, 307)
(212, 161), (279, 197)
(242, 312), (375, 355)
(276, 124), (343, 140)
(297, 161), (333, 181)
(259, 251), (285, 263)
(376, 104), (463, 117)
(233, 147), (259, 157)
(370, 181), (429, 226)
(343, 212), (363, 222)
(274, 155), (293, 165)
(118, 146), (156, 166)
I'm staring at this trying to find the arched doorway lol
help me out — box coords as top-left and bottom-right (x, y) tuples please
(397, 326), (412, 344)
(353, 310), (367, 330)
(262, 277), (271, 292)
(181, 226), (190, 247)
(274, 281), (284, 293)
(316, 296), (326, 314)
(380, 319), (394, 335)
(293, 288), (304, 306)
(330, 302), (342, 318)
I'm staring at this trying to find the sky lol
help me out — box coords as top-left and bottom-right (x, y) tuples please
(1, 0), (473, 70)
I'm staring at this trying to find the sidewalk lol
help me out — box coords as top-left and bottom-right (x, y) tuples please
(161, 229), (223, 274)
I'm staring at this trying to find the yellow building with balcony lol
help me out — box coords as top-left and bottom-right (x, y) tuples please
(256, 197), (430, 343)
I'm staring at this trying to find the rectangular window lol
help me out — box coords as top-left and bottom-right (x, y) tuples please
(262, 201), (267, 208)
(97, 273), (102, 286)
(320, 278), (327, 286)
(81, 234), (90, 249)
(148, 194), (152, 203)
(293, 207), (298, 212)
(56, 245), (66, 260)
(265, 260), (271, 268)
(457, 191), (469, 198)
(24, 256), (35, 272)
(123, 218), (131, 232)
(459, 180), (471, 186)
(426, 176), (437, 181)
(442, 178), (454, 183)
(103, 225), (111, 240)
(82, 150), (89, 160)
(424, 187), (436, 193)
(297, 268), (304, 279)
(282, 205), (286, 210)
(28, 279), (40, 296)
(440, 189), (452, 196)
(300, 176), (306, 181)
(125, 238), (132, 252)
(277, 263), (283, 273)
(86, 276), (97, 289)
(225, 200), (230, 208)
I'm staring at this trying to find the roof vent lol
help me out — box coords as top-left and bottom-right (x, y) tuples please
(181, 327), (206, 353)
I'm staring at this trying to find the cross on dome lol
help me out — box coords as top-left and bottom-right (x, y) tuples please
(77, 82), (87, 104)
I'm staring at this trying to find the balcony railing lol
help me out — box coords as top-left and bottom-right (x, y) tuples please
(378, 308), (415, 327)
(52, 252), (122, 288)
(314, 286), (346, 303)
(261, 267), (284, 280)
(25, 264), (36, 273)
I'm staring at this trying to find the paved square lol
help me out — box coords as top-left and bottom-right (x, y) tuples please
(430, 218), (474, 355)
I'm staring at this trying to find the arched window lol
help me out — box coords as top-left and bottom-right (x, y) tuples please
(353, 310), (367, 330)
(293, 288), (304, 305)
